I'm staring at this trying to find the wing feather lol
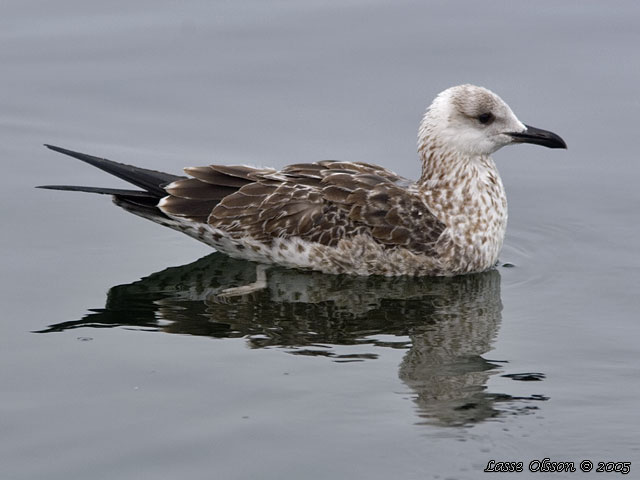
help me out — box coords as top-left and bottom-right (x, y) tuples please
(161, 160), (444, 255)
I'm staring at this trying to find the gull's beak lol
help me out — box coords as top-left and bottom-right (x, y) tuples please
(508, 124), (567, 149)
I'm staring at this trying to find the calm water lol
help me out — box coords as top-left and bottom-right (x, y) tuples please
(2, 1), (639, 479)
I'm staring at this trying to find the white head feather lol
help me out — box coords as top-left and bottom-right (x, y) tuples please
(418, 84), (527, 157)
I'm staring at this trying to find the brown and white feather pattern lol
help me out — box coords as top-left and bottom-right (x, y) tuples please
(42, 85), (566, 276)
(153, 84), (531, 276)
(156, 154), (505, 276)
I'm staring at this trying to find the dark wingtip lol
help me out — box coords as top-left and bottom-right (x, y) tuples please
(36, 184), (81, 192)
(42, 144), (183, 196)
(43, 144), (88, 158)
(44, 144), (64, 152)
(36, 184), (79, 191)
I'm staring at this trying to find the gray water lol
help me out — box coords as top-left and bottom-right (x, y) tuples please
(2, 1), (639, 479)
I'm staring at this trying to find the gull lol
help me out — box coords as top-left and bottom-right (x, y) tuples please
(39, 84), (566, 276)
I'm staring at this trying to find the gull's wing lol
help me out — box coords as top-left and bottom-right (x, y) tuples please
(161, 161), (445, 255)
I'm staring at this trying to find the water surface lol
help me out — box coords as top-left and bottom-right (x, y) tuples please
(2, 1), (639, 479)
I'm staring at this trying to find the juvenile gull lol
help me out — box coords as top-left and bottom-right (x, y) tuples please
(39, 85), (566, 276)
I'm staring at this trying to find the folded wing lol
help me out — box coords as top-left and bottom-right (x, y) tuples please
(161, 161), (445, 255)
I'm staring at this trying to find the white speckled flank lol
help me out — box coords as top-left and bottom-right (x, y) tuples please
(42, 85), (566, 276)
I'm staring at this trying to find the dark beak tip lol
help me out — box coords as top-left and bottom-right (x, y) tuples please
(549, 135), (567, 150)
(510, 124), (567, 150)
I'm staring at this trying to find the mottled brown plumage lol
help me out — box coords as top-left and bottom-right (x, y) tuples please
(160, 161), (445, 256)
(40, 84), (566, 276)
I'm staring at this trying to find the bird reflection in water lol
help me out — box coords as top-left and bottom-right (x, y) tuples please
(38, 253), (547, 426)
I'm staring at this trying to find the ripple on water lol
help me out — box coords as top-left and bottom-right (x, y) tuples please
(500, 220), (591, 291)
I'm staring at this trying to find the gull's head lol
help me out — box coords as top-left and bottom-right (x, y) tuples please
(419, 84), (566, 157)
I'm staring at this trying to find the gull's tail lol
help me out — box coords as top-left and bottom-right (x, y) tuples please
(37, 144), (185, 222)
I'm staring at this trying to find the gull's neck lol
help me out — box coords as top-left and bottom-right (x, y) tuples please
(415, 127), (508, 273)
(415, 112), (501, 191)
(417, 138), (497, 190)
(415, 120), (508, 226)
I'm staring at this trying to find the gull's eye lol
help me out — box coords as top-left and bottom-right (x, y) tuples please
(477, 112), (495, 125)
